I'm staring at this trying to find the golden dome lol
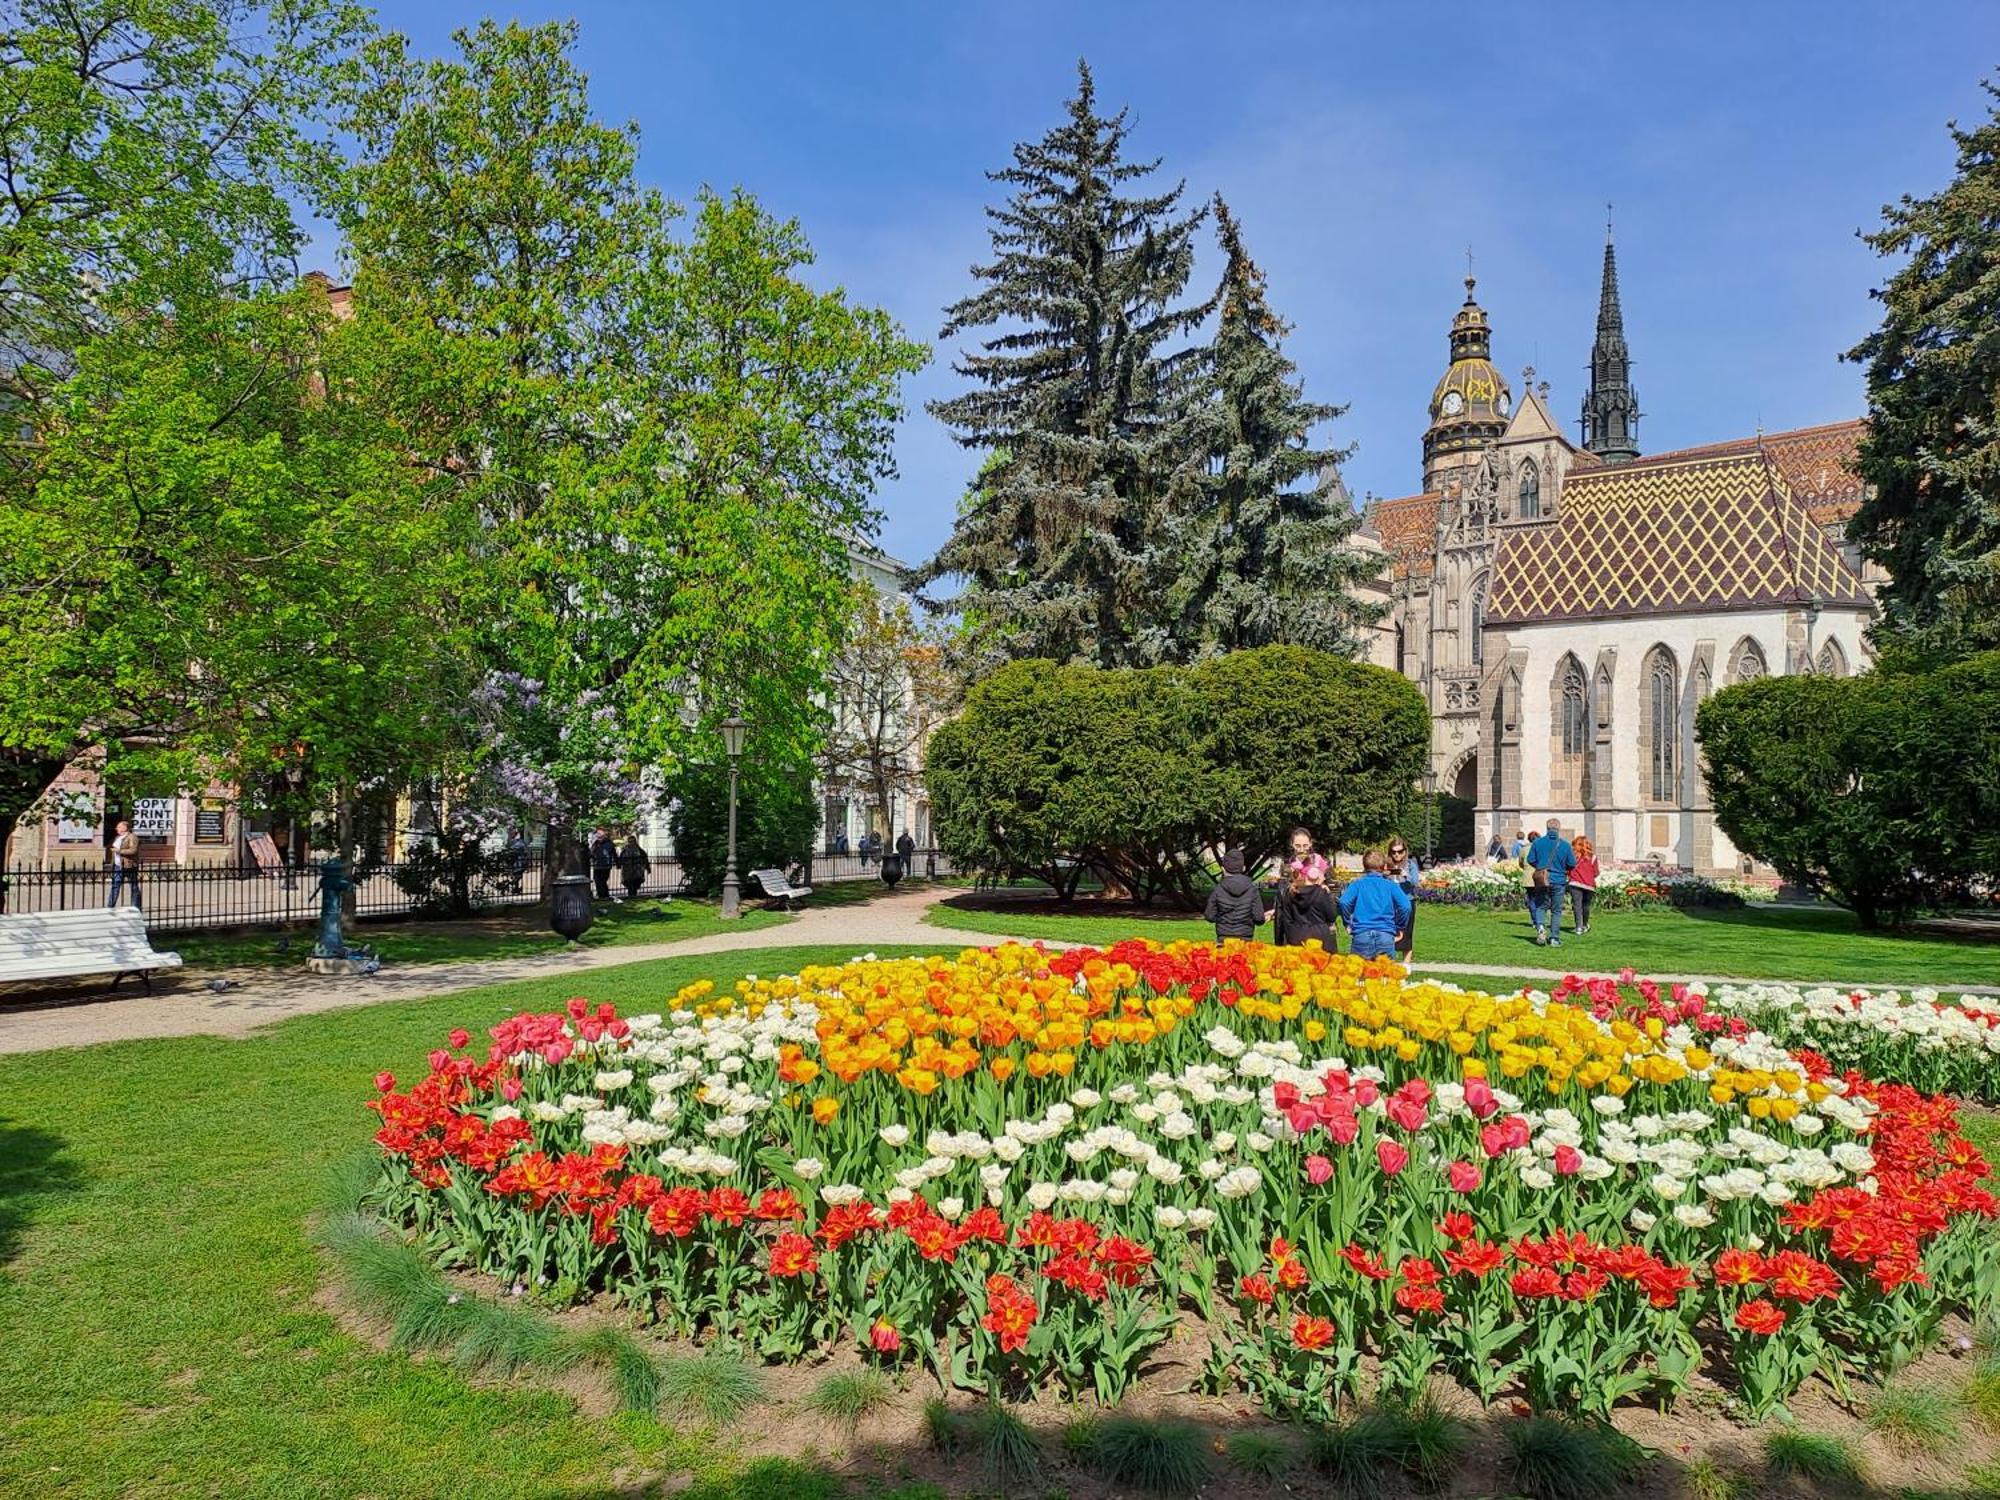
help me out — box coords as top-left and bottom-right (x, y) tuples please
(1423, 277), (1513, 482)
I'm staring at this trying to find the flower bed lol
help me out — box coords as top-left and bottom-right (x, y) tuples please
(362, 940), (1997, 1422)
(1408, 862), (1769, 912)
(1652, 976), (2000, 1104)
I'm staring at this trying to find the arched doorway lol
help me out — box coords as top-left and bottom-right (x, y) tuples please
(1451, 756), (1478, 806)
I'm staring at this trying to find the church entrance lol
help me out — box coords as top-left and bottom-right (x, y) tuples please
(1452, 757), (1478, 806)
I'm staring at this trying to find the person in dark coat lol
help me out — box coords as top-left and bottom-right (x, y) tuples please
(589, 827), (614, 901)
(1203, 849), (1267, 942)
(896, 830), (916, 862)
(618, 836), (650, 901)
(1275, 866), (1338, 950)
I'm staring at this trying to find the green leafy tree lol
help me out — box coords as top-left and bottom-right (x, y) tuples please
(669, 745), (819, 898)
(920, 60), (1209, 673)
(337, 21), (923, 860)
(1165, 200), (1382, 658)
(1697, 655), (2000, 926)
(0, 0), (374, 836)
(1846, 77), (2000, 655)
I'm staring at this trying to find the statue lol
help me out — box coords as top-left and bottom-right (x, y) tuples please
(312, 856), (354, 958)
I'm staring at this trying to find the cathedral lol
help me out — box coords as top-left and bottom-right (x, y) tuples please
(1357, 232), (1877, 874)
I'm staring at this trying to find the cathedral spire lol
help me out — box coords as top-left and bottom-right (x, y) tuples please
(1580, 210), (1641, 462)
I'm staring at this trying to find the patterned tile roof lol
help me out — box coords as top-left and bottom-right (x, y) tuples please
(1631, 419), (1865, 525)
(1368, 492), (1440, 579)
(1486, 450), (1870, 626)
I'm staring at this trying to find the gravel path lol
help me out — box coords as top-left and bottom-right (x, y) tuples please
(0, 887), (1024, 1055)
(3, 888), (1992, 1056)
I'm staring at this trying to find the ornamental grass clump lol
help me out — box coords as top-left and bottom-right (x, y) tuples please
(1074, 1415), (1209, 1498)
(1761, 1426), (1863, 1487)
(657, 1348), (766, 1426)
(1501, 1416), (1648, 1500)
(804, 1368), (895, 1433)
(356, 940), (2000, 1423)
(1865, 1378), (1960, 1453)
(1222, 1429), (1292, 1478)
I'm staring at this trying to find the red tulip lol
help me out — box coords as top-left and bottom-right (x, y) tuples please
(1553, 1145), (1583, 1176)
(448, 1028), (471, 1050)
(869, 1318), (902, 1354)
(1305, 1154), (1334, 1185)
(1448, 1160), (1482, 1193)
(373, 1071), (396, 1092)
(1377, 1139), (1410, 1176)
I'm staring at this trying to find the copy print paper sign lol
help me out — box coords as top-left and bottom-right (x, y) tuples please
(131, 798), (175, 839)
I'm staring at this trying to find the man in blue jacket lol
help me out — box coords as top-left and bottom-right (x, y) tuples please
(1337, 849), (1414, 961)
(1524, 817), (1576, 947)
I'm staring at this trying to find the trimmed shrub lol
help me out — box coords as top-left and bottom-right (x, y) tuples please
(926, 646), (1429, 905)
(1697, 652), (2000, 926)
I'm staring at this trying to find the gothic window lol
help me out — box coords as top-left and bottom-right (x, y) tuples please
(1729, 637), (1767, 684)
(1816, 640), (1848, 678)
(1644, 646), (1679, 804)
(1468, 574), (1487, 669)
(1559, 658), (1589, 755)
(1395, 622), (1406, 674)
(1518, 459), (1541, 520)
(1551, 654), (1588, 799)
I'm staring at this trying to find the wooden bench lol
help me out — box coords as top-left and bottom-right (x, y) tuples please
(748, 868), (812, 910)
(0, 907), (183, 992)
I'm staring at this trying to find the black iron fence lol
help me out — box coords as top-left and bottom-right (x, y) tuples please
(0, 848), (955, 935)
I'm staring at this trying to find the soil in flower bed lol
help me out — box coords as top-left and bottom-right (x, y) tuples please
(316, 1275), (2000, 1498)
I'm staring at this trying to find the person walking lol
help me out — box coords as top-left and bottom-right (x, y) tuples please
(1276, 865), (1338, 949)
(1523, 818), (1577, 947)
(1203, 849), (1267, 942)
(1509, 829), (1528, 860)
(896, 829), (916, 865)
(1485, 831), (1505, 861)
(505, 829), (528, 895)
(1337, 849), (1413, 961)
(1387, 837), (1421, 961)
(589, 827), (614, 901)
(618, 835), (650, 902)
(1569, 835), (1600, 936)
(106, 820), (142, 909)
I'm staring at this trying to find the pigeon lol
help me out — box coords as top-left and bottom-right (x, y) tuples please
(208, 978), (233, 994)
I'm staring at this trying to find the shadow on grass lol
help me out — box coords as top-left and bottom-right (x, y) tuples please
(0, 1119), (78, 1269)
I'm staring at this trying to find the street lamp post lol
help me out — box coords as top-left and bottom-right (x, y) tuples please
(719, 710), (748, 920)
(1422, 769), (1437, 867)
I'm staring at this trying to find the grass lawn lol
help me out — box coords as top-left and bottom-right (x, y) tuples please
(169, 894), (793, 972)
(924, 898), (2000, 989)
(0, 944), (939, 1500)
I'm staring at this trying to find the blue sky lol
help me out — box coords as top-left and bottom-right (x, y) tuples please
(363, 2), (2000, 566)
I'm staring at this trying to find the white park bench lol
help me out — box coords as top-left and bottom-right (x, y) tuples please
(0, 907), (183, 992)
(748, 868), (813, 910)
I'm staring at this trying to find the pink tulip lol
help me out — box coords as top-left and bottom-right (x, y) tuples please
(541, 1041), (570, 1067)
(500, 1076), (523, 1102)
(1273, 1081), (1301, 1111)
(1619, 967), (1637, 985)
(1463, 1076), (1498, 1120)
(1386, 1095), (1428, 1133)
(373, 1071), (396, 1093)
(448, 1028), (471, 1050)
(1328, 1112), (1360, 1146)
(1288, 1103), (1319, 1135)
(1448, 1160), (1482, 1193)
(1377, 1139), (1410, 1176)
(428, 1048), (451, 1074)
(1553, 1145), (1583, 1176)
(1305, 1154), (1334, 1185)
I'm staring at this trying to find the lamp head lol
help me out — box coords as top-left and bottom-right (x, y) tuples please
(720, 713), (748, 759)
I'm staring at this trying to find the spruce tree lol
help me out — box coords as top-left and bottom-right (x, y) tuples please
(1846, 77), (2000, 656)
(920, 61), (1208, 673)
(1165, 198), (1382, 659)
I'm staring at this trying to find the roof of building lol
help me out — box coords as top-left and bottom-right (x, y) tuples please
(1485, 448), (1870, 625)
(1367, 492), (1441, 578)
(1630, 418), (1865, 524)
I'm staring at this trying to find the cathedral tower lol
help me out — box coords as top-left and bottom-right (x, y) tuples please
(1422, 276), (1512, 493)
(1580, 223), (1640, 462)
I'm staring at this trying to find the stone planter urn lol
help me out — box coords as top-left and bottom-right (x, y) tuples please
(880, 853), (905, 889)
(550, 873), (595, 943)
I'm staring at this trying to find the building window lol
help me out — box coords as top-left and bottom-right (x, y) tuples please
(1468, 575), (1486, 669)
(1560, 658), (1588, 756)
(1816, 640), (1848, 678)
(1517, 459), (1540, 520)
(1551, 654), (1588, 799)
(1646, 647), (1679, 803)
(1729, 637), (1767, 684)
